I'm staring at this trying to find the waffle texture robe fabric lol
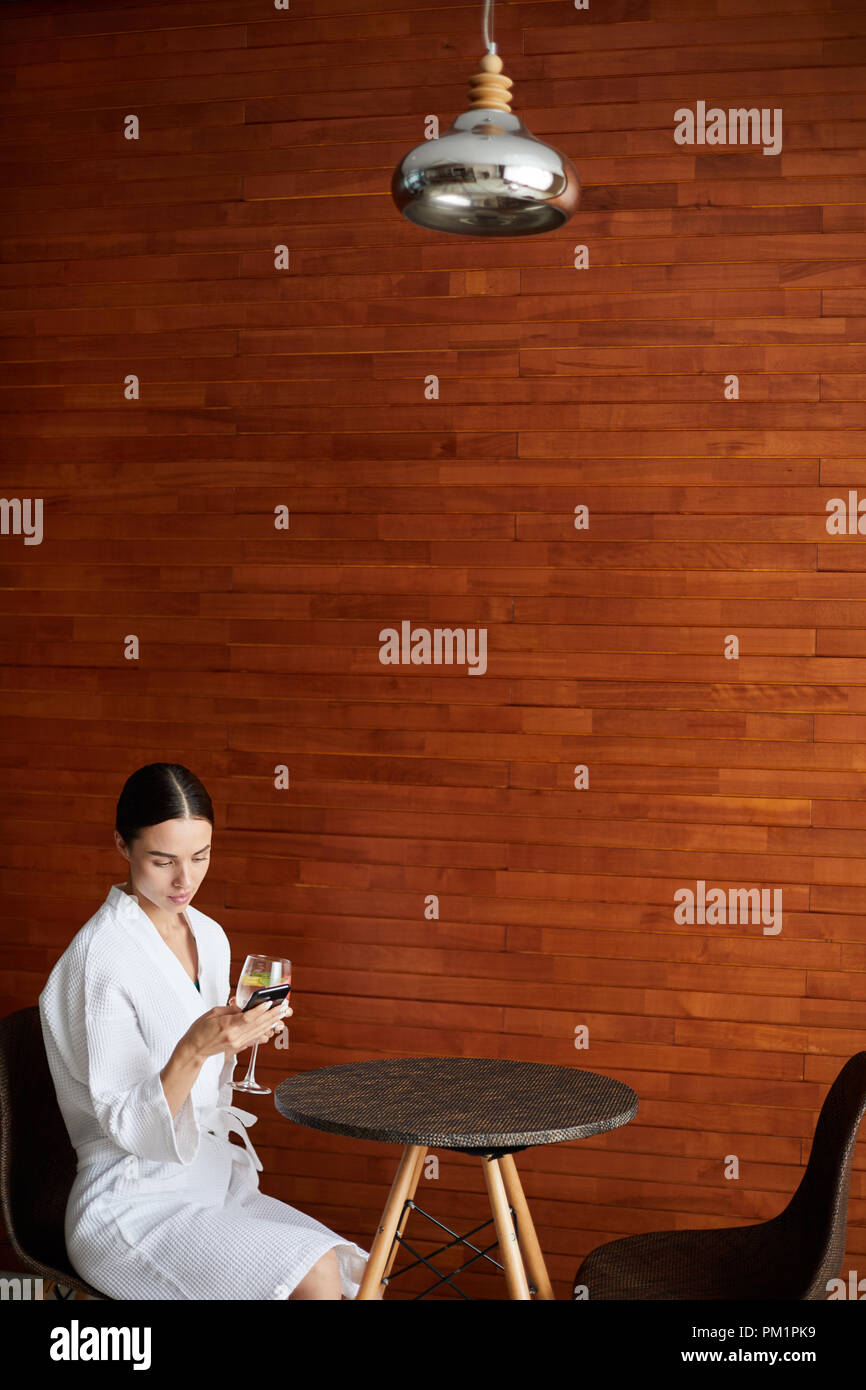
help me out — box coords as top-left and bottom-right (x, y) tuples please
(38, 883), (370, 1299)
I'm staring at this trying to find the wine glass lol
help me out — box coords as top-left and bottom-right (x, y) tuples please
(232, 954), (292, 1095)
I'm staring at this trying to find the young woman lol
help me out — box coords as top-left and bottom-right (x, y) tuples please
(39, 762), (369, 1300)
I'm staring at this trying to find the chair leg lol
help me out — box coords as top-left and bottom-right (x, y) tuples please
(499, 1152), (555, 1300)
(482, 1156), (531, 1300)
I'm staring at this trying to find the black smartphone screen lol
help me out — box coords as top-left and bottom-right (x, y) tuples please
(242, 983), (291, 1012)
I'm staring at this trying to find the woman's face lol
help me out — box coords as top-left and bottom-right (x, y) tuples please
(114, 818), (211, 913)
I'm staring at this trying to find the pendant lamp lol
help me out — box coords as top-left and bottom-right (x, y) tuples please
(391, 0), (580, 236)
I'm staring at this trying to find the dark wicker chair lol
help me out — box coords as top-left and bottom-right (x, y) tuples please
(573, 1050), (866, 1299)
(0, 1005), (107, 1299)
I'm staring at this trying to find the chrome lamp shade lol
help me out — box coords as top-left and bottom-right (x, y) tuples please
(391, 51), (580, 237)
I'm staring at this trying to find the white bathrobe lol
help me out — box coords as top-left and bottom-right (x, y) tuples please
(38, 882), (369, 1299)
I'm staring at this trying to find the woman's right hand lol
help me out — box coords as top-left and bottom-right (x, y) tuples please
(180, 998), (291, 1065)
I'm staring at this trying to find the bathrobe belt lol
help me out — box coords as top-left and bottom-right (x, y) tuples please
(74, 1103), (263, 1175)
(199, 1103), (264, 1173)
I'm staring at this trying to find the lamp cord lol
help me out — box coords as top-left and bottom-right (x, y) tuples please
(483, 0), (496, 54)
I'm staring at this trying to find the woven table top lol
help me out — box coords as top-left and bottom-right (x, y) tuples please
(273, 1056), (638, 1150)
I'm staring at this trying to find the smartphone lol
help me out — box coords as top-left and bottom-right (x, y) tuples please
(242, 983), (291, 1012)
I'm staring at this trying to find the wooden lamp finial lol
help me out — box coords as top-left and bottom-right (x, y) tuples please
(467, 52), (513, 113)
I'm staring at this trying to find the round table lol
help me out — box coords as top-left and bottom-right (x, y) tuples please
(274, 1056), (638, 1300)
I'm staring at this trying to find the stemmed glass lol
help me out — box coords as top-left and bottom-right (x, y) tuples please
(232, 954), (292, 1095)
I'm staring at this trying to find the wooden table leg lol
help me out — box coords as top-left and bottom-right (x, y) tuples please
(499, 1152), (555, 1300)
(377, 1144), (427, 1298)
(482, 1156), (531, 1300)
(356, 1143), (427, 1300)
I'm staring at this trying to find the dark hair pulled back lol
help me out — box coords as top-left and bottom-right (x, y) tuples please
(115, 763), (214, 849)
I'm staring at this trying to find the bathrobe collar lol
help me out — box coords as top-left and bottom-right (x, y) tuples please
(107, 882), (210, 1014)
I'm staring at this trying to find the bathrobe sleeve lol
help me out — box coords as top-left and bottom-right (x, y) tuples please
(214, 929), (237, 1110)
(216, 1048), (237, 1110)
(83, 953), (201, 1166)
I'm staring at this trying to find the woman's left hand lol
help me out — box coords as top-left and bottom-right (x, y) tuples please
(223, 995), (292, 1057)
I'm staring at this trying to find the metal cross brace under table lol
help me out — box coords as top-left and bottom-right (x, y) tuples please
(356, 1143), (556, 1301)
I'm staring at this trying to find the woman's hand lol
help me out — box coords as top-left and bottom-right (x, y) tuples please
(180, 997), (292, 1066)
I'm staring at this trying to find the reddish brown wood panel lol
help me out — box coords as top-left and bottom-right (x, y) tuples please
(0, 0), (865, 1300)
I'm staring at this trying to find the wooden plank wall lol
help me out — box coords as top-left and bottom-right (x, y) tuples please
(1, 0), (865, 1299)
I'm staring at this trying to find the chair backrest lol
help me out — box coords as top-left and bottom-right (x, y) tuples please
(777, 1051), (866, 1298)
(0, 1005), (79, 1280)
